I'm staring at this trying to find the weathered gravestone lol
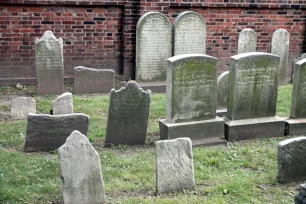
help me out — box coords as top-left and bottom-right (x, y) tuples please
(24, 113), (89, 152)
(159, 54), (225, 146)
(58, 130), (106, 204)
(35, 30), (64, 94)
(52, 92), (73, 115)
(295, 183), (306, 204)
(217, 71), (229, 116)
(225, 52), (285, 141)
(105, 81), (151, 146)
(156, 138), (195, 194)
(11, 97), (36, 120)
(271, 28), (290, 85)
(173, 11), (206, 56)
(237, 28), (256, 54)
(277, 137), (306, 183)
(74, 66), (115, 94)
(136, 12), (171, 93)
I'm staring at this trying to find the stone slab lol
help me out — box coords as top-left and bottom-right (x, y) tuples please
(216, 108), (227, 117)
(138, 83), (166, 93)
(237, 28), (256, 54)
(285, 118), (306, 136)
(11, 97), (36, 120)
(52, 92), (73, 115)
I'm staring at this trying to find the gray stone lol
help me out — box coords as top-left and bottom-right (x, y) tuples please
(156, 138), (195, 194)
(24, 113), (89, 152)
(173, 11), (206, 56)
(277, 137), (306, 183)
(35, 30), (64, 94)
(52, 92), (73, 115)
(237, 28), (256, 54)
(286, 119), (306, 136)
(74, 66), (115, 94)
(105, 81), (151, 146)
(58, 130), (106, 204)
(11, 97), (36, 120)
(217, 71), (229, 109)
(271, 28), (290, 85)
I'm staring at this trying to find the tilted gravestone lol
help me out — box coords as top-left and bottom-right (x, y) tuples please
(173, 11), (206, 56)
(35, 30), (64, 94)
(105, 81), (151, 146)
(159, 54), (225, 146)
(136, 12), (171, 93)
(58, 130), (106, 204)
(52, 92), (73, 115)
(217, 71), (229, 116)
(24, 113), (89, 152)
(11, 97), (36, 120)
(156, 138), (195, 194)
(225, 52), (285, 141)
(237, 28), (256, 54)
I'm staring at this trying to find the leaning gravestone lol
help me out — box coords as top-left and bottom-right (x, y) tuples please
(271, 28), (290, 85)
(59, 130), (106, 204)
(237, 28), (256, 54)
(217, 71), (229, 116)
(277, 137), (306, 183)
(136, 12), (171, 93)
(35, 30), (64, 94)
(105, 81), (151, 146)
(173, 11), (206, 56)
(52, 92), (73, 115)
(156, 138), (195, 194)
(159, 54), (225, 146)
(24, 113), (89, 152)
(11, 97), (36, 120)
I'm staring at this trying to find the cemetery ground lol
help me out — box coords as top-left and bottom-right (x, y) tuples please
(0, 84), (299, 204)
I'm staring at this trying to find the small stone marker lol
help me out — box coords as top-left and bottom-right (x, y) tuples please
(271, 28), (290, 85)
(156, 138), (195, 194)
(74, 66), (115, 94)
(105, 81), (151, 146)
(173, 11), (206, 56)
(217, 71), (229, 116)
(277, 137), (306, 183)
(58, 130), (106, 204)
(11, 97), (36, 120)
(24, 113), (89, 152)
(52, 92), (73, 115)
(237, 28), (256, 54)
(35, 30), (64, 94)
(295, 183), (306, 204)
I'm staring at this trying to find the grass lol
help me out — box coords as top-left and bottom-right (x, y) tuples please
(0, 84), (301, 203)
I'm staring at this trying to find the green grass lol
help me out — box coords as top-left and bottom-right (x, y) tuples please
(0, 84), (300, 203)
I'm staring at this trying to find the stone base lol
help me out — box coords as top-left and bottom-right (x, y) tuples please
(225, 116), (285, 142)
(285, 118), (306, 136)
(159, 117), (226, 146)
(216, 108), (227, 117)
(138, 83), (166, 93)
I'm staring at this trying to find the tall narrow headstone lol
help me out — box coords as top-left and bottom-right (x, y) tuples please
(35, 30), (64, 94)
(52, 92), (73, 115)
(237, 28), (256, 54)
(173, 11), (206, 56)
(217, 71), (229, 116)
(11, 97), (36, 120)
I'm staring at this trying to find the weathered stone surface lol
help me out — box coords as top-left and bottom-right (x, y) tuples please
(105, 81), (151, 146)
(277, 137), (306, 183)
(271, 28), (290, 85)
(217, 71), (229, 109)
(173, 11), (206, 56)
(24, 113), (89, 152)
(74, 66), (115, 94)
(286, 119), (306, 136)
(237, 28), (256, 54)
(35, 30), (64, 94)
(136, 12), (171, 84)
(58, 130), (106, 204)
(52, 92), (73, 115)
(11, 97), (36, 120)
(156, 138), (195, 194)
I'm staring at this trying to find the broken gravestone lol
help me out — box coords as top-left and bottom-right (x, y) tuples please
(52, 92), (73, 115)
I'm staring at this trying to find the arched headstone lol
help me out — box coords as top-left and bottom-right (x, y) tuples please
(237, 28), (256, 54)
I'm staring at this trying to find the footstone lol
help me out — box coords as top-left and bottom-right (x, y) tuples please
(24, 113), (89, 152)
(11, 97), (36, 120)
(237, 28), (256, 54)
(156, 138), (195, 194)
(74, 66), (115, 94)
(52, 92), (73, 115)
(105, 81), (151, 146)
(217, 71), (229, 109)
(277, 137), (306, 183)
(58, 130), (106, 204)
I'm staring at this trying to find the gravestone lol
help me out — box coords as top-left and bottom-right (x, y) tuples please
(159, 54), (225, 146)
(271, 28), (290, 85)
(156, 138), (195, 194)
(105, 81), (151, 146)
(217, 71), (229, 116)
(277, 137), (306, 183)
(52, 92), (73, 115)
(225, 52), (285, 141)
(11, 97), (36, 120)
(237, 28), (256, 54)
(136, 12), (171, 93)
(173, 11), (206, 56)
(24, 113), (89, 152)
(74, 66), (115, 94)
(59, 130), (106, 204)
(295, 183), (306, 204)
(35, 30), (64, 94)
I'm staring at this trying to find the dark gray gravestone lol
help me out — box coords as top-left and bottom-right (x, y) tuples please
(105, 81), (151, 146)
